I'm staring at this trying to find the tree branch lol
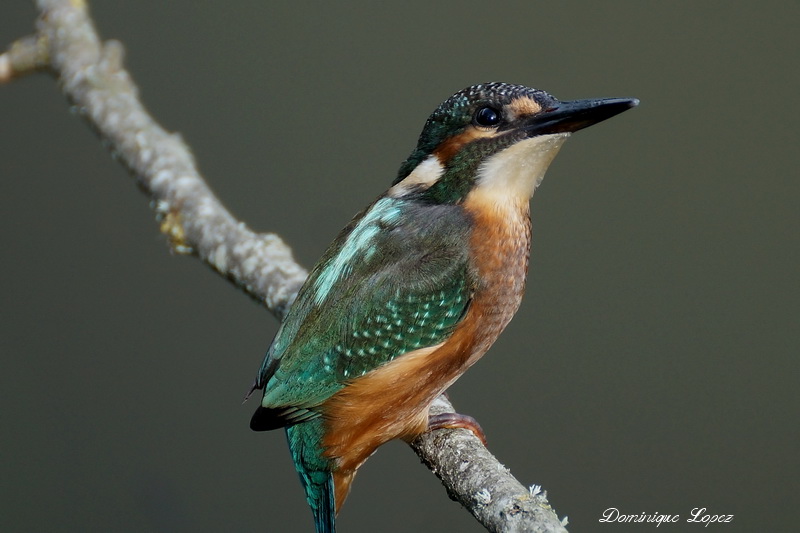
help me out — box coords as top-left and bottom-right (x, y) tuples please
(4, 1), (568, 531)
(411, 396), (568, 532)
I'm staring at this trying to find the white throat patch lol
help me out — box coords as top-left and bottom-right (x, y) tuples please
(474, 133), (570, 202)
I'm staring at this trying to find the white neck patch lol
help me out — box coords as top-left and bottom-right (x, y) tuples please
(388, 155), (444, 197)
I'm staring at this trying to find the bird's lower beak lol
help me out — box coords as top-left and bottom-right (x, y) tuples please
(525, 97), (639, 135)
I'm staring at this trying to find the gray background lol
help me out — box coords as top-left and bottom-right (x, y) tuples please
(2, 2), (797, 532)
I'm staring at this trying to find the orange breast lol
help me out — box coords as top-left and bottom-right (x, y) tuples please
(321, 193), (532, 510)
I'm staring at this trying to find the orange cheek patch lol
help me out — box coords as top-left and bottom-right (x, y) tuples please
(433, 126), (495, 163)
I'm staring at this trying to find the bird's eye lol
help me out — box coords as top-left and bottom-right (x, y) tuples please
(474, 106), (501, 127)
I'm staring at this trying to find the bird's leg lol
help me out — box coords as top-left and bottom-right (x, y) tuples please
(427, 412), (487, 446)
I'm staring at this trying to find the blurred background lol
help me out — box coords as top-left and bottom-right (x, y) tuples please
(1, 2), (797, 531)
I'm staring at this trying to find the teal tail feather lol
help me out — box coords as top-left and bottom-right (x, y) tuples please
(286, 421), (336, 533)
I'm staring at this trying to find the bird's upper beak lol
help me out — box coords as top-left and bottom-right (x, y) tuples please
(524, 97), (639, 136)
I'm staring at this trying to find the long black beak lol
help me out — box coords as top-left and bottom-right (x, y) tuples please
(526, 97), (639, 135)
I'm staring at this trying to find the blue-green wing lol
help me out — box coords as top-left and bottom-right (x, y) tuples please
(250, 196), (473, 430)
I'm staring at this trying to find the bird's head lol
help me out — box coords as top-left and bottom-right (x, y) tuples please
(391, 82), (638, 205)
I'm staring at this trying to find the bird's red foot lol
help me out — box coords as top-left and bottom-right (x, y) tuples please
(427, 412), (487, 446)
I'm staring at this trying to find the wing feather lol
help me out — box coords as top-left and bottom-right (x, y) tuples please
(250, 196), (473, 428)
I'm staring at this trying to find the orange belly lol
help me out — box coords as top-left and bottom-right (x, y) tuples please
(321, 193), (532, 511)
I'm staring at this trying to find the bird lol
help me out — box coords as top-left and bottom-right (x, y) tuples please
(247, 82), (637, 532)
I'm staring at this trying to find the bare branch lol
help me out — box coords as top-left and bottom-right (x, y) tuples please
(411, 396), (568, 532)
(8, 1), (569, 530)
(0, 34), (49, 83)
(34, 0), (307, 319)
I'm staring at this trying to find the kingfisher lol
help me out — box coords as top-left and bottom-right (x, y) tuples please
(248, 82), (637, 532)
